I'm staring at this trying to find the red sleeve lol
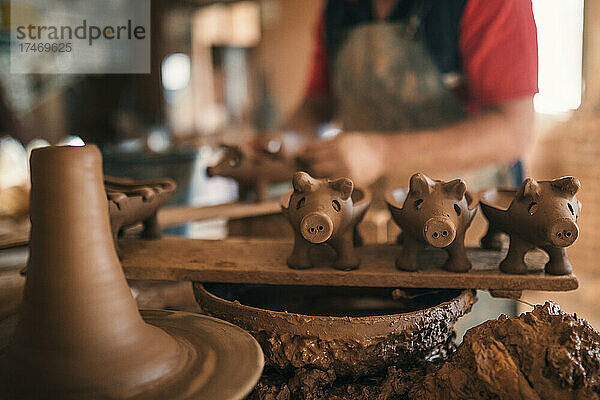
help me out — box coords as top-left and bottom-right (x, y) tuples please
(304, 15), (331, 97)
(459, 0), (539, 107)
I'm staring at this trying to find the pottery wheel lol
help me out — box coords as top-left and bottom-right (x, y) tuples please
(0, 310), (264, 400)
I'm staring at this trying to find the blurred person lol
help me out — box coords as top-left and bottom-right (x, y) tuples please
(283, 0), (538, 191)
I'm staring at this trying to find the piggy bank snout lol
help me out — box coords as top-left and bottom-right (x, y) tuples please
(423, 217), (456, 248)
(300, 212), (334, 244)
(549, 218), (578, 247)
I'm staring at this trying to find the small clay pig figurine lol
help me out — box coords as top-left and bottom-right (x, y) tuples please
(105, 176), (176, 257)
(386, 173), (478, 272)
(206, 144), (297, 202)
(480, 176), (581, 275)
(282, 171), (371, 270)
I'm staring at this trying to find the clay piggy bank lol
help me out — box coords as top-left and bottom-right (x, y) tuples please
(105, 176), (176, 255)
(480, 176), (581, 275)
(282, 171), (371, 270)
(206, 144), (297, 202)
(386, 173), (478, 272)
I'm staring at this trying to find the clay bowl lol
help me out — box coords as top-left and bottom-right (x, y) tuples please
(193, 283), (476, 377)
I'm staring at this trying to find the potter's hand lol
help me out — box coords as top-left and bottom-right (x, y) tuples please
(297, 133), (386, 187)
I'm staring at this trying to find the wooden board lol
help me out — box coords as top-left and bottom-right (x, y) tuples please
(119, 236), (579, 292)
(158, 200), (281, 228)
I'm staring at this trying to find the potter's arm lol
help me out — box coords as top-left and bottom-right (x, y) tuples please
(294, 96), (534, 187)
(378, 96), (534, 178)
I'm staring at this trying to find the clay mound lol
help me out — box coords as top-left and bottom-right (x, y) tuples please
(250, 302), (600, 400)
(415, 301), (600, 400)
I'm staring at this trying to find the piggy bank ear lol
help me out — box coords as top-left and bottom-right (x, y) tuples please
(550, 176), (580, 196)
(516, 178), (541, 201)
(292, 171), (318, 193)
(330, 177), (354, 200)
(442, 179), (467, 200)
(409, 173), (434, 196)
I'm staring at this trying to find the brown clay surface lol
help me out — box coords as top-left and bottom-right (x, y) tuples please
(194, 283), (476, 376)
(119, 236), (579, 292)
(249, 302), (600, 399)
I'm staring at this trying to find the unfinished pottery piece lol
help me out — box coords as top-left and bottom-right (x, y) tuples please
(193, 283), (476, 377)
(0, 145), (263, 399)
(206, 144), (297, 202)
(282, 171), (371, 270)
(386, 173), (478, 273)
(480, 176), (581, 275)
(106, 175), (176, 254)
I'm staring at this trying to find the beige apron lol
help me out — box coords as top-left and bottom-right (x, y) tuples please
(332, 13), (515, 201)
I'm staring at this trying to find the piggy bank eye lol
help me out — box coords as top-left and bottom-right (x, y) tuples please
(528, 202), (538, 215)
(453, 204), (461, 216)
(296, 197), (306, 209)
(568, 202), (575, 216)
(414, 199), (424, 210)
(332, 200), (341, 212)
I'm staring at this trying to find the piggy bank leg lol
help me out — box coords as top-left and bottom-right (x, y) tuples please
(499, 237), (532, 274)
(481, 225), (504, 250)
(330, 231), (360, 271)
(396, 234), (423, 271)
(239, 184), (252, 202)
(141, 212), (162, 240)
(443, 234), (471, 273)
(287, 233), (313, 269)
(543, 246), (573, 275)
(353, 226), (364, 247)
(255, 179), (267, 203)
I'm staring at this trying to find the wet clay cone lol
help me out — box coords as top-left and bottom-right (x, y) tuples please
(0, 146), (187, 397)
